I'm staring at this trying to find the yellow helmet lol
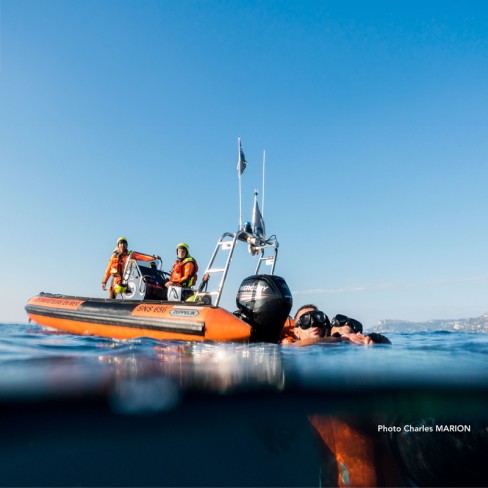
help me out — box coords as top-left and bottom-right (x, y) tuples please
(176, 242), (189, 253)
(117, 237), (128, 244)
(114, 284), (127, 294)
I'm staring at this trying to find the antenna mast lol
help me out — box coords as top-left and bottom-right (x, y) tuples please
(262, 149), (266, 219)
(238, 137), (243, 229)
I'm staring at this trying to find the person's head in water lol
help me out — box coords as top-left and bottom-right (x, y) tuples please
(294, 304), (330, 340)
(330, 315), (363, 337)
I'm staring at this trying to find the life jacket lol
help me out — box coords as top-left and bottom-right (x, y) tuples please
(109, 250), (132, 284)
(280, 316), (297, 344)
(170, 256), (198, 287)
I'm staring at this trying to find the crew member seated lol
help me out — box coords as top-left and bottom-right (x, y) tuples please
(165, 242), (198, 301)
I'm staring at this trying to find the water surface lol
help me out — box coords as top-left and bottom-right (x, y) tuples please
(0, 323), (486, 486)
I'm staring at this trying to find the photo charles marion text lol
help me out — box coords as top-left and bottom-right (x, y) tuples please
(378, 424), (471, 433)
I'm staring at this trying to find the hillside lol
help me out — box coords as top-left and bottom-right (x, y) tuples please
(374, 312), (488, 333)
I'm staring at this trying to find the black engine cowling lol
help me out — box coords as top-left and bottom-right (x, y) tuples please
(235, 275), (293, 343)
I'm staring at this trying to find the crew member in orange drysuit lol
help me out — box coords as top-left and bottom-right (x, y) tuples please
(102, 237), (160, 299)
(165, 242), (198, 288)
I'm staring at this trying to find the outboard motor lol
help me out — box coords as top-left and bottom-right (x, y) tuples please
(236, 275), (293, 343)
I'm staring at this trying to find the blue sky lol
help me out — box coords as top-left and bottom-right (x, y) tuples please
(1, 0), (487, 326)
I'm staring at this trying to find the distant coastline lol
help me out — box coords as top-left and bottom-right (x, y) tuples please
(374, 312), (488, 333)
(3, 312), (488, 333)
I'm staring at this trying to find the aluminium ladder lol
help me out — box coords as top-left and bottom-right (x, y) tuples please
(194, 230), (279, 307)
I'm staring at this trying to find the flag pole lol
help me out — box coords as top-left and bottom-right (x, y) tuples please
(254, 188), (259, 223)
(251, 187), (266, 238)
(261, 149), (266, 220)
(238, 137), (243, 229)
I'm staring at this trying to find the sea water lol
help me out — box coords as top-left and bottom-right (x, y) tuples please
(0, 323), (487, 487)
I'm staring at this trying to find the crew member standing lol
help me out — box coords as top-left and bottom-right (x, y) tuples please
(102, 237), (160, 299)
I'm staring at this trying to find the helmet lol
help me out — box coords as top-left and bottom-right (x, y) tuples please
(117, 237), (128, 245)
(114, 283), (127, 294)
(176, 242), (189, 253)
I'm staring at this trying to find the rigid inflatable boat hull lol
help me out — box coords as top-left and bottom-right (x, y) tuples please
(25, 294), (251, 342)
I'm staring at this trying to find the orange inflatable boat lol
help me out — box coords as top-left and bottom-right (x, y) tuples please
(25, 293), (254, 342)
(26, 231), (292, 343)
